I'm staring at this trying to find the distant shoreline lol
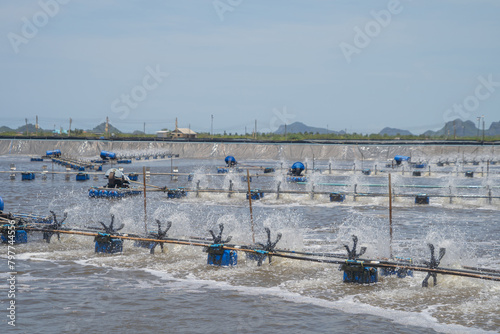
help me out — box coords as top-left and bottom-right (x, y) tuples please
(0, 136), (498, 146)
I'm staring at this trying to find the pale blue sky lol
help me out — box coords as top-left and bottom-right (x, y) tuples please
(1, 0), (499, 134)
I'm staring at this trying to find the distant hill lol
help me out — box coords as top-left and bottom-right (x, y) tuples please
(91, 122), (122, 134)
(274, 122), (343, 135)
(487, 121), (500, 136)
(132, 130), (145, 135)
(423, 119), (479, 137)
(379, 127), (412, 136)
(16, 124), (41, 134)
(0, 126), (14, 133)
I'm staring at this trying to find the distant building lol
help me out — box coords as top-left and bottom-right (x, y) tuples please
(156, 118), (197, 139)
(156, 131), (170, 138)
(170, 128), (197, 139)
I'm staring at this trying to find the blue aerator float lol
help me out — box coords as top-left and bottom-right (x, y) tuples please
(21, 172), (35, 180)
(379, 257), (414, 278)
(340, 236), (378, 284)
(46, 149), (62, 157)
(134, 220), (171, 254)
(287, 162), (307, 182)
(0, 198), (57, 244)
(246, 228), (282, 266)
(0, 195), (28, 243)
(415, 194), (429, 205)
(247, 189), (264, 200)
(88, 187), (142, 199)
(216, 156), (239, 173)
(76, 173), (89, 181)
(128, 173), (139, 181)
(167, 188), (187, 199)
(290, 162), (305, 176)
(94, 215), (123, 254)
(1, 230), (28, 244)
(287, 176), (307, 182)
(330, 192), (345, 202)
(394, 155), (411, 165)
(205, 224), (237, 266)
(100, 150), (117, 160)
(225, 155), (237, 167)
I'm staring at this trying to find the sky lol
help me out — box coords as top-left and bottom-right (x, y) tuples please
(0, 0), (499, 134)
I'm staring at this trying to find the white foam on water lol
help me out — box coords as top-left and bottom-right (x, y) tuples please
(140, 264), (495, 334)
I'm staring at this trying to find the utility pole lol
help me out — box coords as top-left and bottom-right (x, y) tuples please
(105, 116), (109, 138)
(477, 116), (480, 140)
(143, 122), (146, 137)
(36, 116), (39, 136)
(254, 119), (257, 139)
(69, 118), (72, 137)
(211, 115), (214, 137)
(482, 116), (485, 143)
(25, 118), (28, 136)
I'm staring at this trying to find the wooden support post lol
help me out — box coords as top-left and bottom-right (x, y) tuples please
(276, 181), (281, 200)
(143, 166), (148, 234)
(353, 184), (357, 202)
(246, 169), (255, 244)
(170, 155), (173, 181)
(329, 162), (332, 174)
(196, 180), (200, 198)
(388, 173), (393, 259)
(228, 180), (233, 198)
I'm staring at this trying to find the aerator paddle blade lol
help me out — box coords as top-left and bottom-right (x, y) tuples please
(99, 215), (124, 234)
(208, 223), (232, 244)
(43, 211), (67, 243)
(150, 220), (171, 254)
(255, 227), (282, 266)
(344, 235), (366, 260)
(422, 243), (446, 287)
